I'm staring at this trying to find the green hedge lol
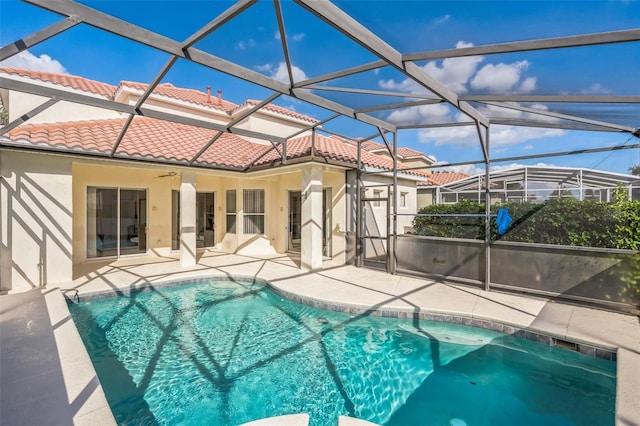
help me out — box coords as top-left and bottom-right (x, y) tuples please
(412, 199), (640, 250)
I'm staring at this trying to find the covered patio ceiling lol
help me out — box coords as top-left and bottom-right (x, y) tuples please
(1, 0), (639, 171)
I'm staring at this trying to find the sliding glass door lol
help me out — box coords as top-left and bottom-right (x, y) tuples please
(87, 187), (147, 258)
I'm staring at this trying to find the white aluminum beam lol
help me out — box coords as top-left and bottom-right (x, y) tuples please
(461, 95), (640, 103)
(294, 61), (386, 88)
(24, 0), (394, 132)
(404, 29), (640, 61)
(481, 101), (635, 133)
(0, 98), (59, 135)
(0, 17), (80, 61)
(305, 84), (442, 101)
(274, 0), (295, 87)
(355, 98), (443, 114)
(490, 118), (628, 132)
(181, 0), (257, 49)
(294, 0), (490, 128)
(292, 88), (396, 131)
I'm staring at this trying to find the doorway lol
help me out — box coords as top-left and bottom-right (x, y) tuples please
(197, 192), (215, 248)
(171, 191), (215, 250)
(287, 189), (332, 257)
(288, 191), (302, 252)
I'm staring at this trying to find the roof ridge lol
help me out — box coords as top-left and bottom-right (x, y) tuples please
(0, 66), (117, 97)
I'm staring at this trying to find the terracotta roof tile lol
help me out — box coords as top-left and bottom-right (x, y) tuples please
(240, 100), (318, 123)
(120, 81), (237, 111)
(254, 134), (420, 176)
(0, 67), (116, 97)
(4, 118), (431, 175)
(417, 172), (469, 186)
(397, 147), (428, 159)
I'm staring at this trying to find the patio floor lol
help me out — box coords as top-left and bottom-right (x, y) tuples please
(1, 250), (639, 425)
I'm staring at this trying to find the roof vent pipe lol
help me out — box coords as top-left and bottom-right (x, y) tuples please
(217, 89), (222, 106)
(206, 86), (211, 103)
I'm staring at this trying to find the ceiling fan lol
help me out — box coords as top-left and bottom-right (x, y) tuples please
(157, 171), (178, 178)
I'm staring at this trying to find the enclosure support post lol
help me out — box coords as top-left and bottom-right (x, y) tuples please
(484, 126), (491, 291)
(356, 140), (363, 268)
(391, 131), (398, 275)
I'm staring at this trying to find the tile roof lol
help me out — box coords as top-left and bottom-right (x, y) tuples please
(417, 172), (469, 186)
(254, 134), (420, 175)
(4, 117), (268, 166)
(0, 67), (117, 97)
(239, 100), (318, 123)
(346, 139), (431, 160)
(5, 119), (421, 175)
(119, 81), (237, 111)
(396, 147), (428, 159)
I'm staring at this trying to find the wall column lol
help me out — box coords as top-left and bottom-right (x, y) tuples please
(180, 172), (197, 267)
(301, 164), (323, 271)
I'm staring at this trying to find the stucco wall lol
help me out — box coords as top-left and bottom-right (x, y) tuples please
(1, 150), (73, 292)
(8, 91), (121, 124)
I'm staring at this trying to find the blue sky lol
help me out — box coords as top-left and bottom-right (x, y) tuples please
(1, 0), (639, 175)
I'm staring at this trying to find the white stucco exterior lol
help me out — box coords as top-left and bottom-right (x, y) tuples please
(1, 150), (73, 292)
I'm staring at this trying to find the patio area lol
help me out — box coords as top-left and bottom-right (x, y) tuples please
(1, 251), (639, 425)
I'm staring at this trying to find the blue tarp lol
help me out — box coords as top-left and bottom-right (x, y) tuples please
(497, 208), (512, 235)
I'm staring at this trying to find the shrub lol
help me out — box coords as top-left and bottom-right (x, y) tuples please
(412, 199), (640, 250)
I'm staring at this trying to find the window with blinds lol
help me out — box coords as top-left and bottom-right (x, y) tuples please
(226, 190), (236, 233)
(243, 189), (265, 234)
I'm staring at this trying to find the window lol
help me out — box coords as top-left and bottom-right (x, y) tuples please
(400, 192), (408, 208)
(373, 189), (383, 207)
(226, 190), (236, 234)
(243, 189), (265, 234)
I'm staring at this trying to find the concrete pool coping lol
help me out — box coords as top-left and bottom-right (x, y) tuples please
(2, 251), (639, 425)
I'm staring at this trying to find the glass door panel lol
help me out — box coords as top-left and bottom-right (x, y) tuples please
(87, 187), (118, 258)
(171, 190), (180, 251)
(197, 192), (215, 248)
(120, 189), (147, 255)
(323, 188), (332, 257)
(288, 191), (301, 252)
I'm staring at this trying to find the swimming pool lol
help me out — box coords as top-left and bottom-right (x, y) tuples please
(69, 278), (616, 426)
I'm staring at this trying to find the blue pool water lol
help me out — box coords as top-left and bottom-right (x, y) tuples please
(69, 279), (616, 426)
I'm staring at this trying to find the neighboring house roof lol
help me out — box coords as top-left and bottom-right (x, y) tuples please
(119, 81), (238, 111)
(346, 139), (434, 162)
(417, 172), (469, 186)
(397, 147), (431, 160)
(5, 118), (419, 175)
(0, 66), (117, 98)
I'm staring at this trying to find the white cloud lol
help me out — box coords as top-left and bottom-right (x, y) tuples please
(418, 123), (564, 147)
(432, 14), (451, 25)
(470, 60), (535, 94)
(580, 83), (611, 95)
(379, 41), (483, 94)
(266, 62), (308, 83)
(275, 32), (305, 42)
(386, 103), (452, 126)
(236, 39), (256, 50)
(256, 63), (273, 73)
(0, 50), (67, 74)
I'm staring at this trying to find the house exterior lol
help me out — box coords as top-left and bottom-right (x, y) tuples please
(0, 67), (426, 293)
(416, 172), (470, 207)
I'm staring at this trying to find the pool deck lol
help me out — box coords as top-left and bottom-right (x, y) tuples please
(1, 250), (639, 425)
